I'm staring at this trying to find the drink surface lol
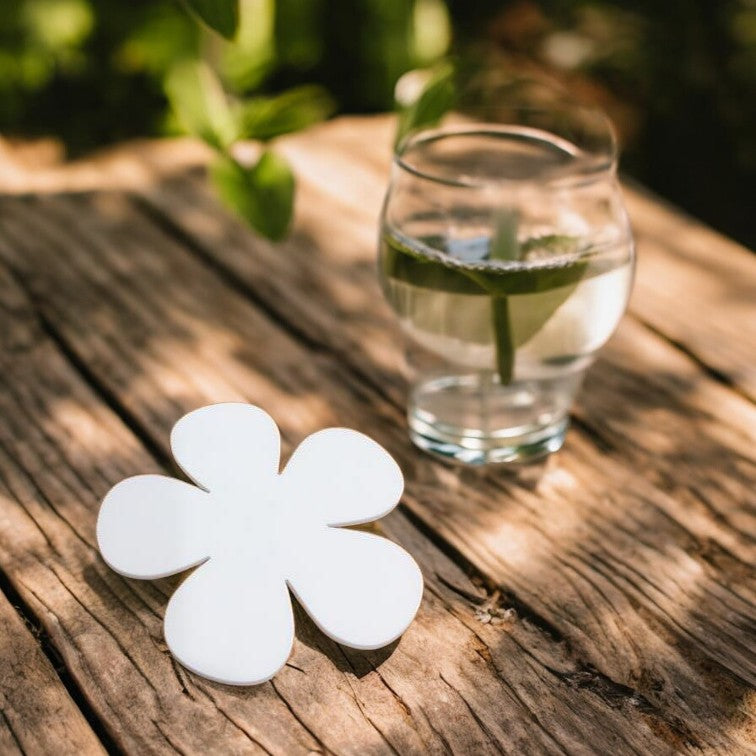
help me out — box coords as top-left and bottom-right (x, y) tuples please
(380, 228), (633, 382)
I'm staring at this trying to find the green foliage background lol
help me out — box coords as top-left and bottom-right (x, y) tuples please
(1, 0), (754, 246)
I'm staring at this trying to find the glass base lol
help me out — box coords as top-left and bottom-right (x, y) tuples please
(406, 370), (580, 466)
(409, 411), (569, 465)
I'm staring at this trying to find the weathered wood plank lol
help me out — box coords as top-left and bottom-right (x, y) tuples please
(0, 193), (720, 754)
(0, 585), (105, 754)
(0, 188), (753, 752)
(622, 184), (756, 401)
(117, 126), (756, 747)
(0, 223), (675, 754)
(0, 265), (320, 754)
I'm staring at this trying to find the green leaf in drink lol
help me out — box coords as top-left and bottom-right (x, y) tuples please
(380, 231), (593, 384)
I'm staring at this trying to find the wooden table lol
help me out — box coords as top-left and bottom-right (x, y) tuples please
(0, 115), (753, 755)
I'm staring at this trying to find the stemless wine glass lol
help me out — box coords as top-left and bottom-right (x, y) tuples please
(378, 103), (634, 465)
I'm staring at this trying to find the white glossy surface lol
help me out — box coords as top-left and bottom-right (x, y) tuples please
(97, 403), (423, 685)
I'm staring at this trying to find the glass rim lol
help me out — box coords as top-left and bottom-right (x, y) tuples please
(393, 119), (618, 190)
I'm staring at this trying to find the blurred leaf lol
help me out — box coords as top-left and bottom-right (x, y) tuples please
(218, 0), (274, 93)
(116, 7), (198, 77)
(211, 150), (295, 240)
(183, 0), (238, 40)
(395, 61), (456, 147)
(238, 85), (334, 140)
(23, 0), (94, 50)
(275, 0), (325, 69)
(411, 0), (451, 64)
(165, 59), (237, 150)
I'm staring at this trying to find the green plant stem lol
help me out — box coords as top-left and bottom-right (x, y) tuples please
(491, 297), (514, 384)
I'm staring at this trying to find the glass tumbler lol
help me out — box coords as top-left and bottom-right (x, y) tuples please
(378, 107), (634, 465)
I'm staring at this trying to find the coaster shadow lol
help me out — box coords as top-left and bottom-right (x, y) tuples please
(290, 596), (401, 678)
(82, 561), (400, 686)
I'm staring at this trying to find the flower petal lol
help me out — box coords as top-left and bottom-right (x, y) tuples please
(281, 428), (403, 526)
(170, 403), (281, 494)
(165, 558), (294, 685)
(287, 527), (423, 649)
(97, 475), (212, 579)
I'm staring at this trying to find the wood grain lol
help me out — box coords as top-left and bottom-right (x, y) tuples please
(0, 190), (705, 754)
(623, 184), (756, 402)
(0, 579), (104, 754)
(0, 116), (753, 753)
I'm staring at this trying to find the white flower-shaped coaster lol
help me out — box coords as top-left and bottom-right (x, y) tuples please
(97, 403), (423, 685)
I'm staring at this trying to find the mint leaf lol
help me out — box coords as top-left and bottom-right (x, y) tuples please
(183, 0), (238, 40)
(382, 236), (592, 296)
(211, 151), (294, 240)
(521, 234), (579, 255)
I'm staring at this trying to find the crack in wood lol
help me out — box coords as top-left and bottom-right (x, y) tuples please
(425, 581), (572, 752)
(151, 717), (188, 755)
(636, 317), (754, 406)
(0, 250), (176, 475)
(585, 548), (756, 688)
(432, 574), (704, 755)
(416, 524), (565, 645)
(46, 561), (162, 700)
(0, 708), (24, 754)
(0, 420), (97, 555)
(415, 705), (454, 756)
(169, 656), (195, 701)
(32, 307), (177, 474)
(270, 679), (327, 754)
(556, 663), (700, 750)
(437, 673), (508, 756)
(339, 672), (401, 756)
(192, 683), (276, 755)
(0, 565), (123, 754)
